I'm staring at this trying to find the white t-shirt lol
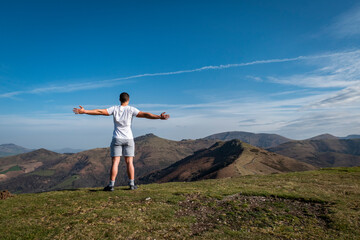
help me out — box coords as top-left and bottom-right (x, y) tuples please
(106, 105), (140, 139)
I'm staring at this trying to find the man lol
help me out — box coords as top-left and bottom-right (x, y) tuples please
(73, 92), (170, 191)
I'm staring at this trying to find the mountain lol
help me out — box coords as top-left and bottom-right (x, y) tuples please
(268, 139), (360, 167)
(131, 134), (216, 179)
(340, 135), (360, 139)
(0, 144), (32, 157)
(51, 148), (84, 154)
(0, 134), (216, 193)
(203, 131), (291, 148)
(141, 140), (315, 183)
(307, 134), (338, 140)
(0, 148), (64, 182)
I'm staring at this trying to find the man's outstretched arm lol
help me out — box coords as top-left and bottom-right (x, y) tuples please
(73, 105), (109, 116)
(136, 111), (170, 120)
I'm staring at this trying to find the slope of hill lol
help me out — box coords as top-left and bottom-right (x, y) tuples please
(0, 149), (64, 183)
(268, 139), (360, 167)
(1, 167), (359, 239)
(203, 131), (291, 148)
(0, 143), (32, 157)
(0, 134), (216, 193)
(141, 140), (315, 183)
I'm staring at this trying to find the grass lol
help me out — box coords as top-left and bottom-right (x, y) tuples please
(50, 175), (80, 190)
(0, 165), (22, 174)
(0, 167), (360, 239)
(30, 170), (56, 177)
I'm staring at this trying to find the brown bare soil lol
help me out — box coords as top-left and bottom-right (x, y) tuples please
(177, 193), (332, 237)
(0, 190), (12, 200)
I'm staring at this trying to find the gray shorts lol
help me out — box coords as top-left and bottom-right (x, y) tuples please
(110, 138), (135, 157)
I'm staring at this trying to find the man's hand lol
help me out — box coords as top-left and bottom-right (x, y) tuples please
(160, 112), (170, 120)
(73, 105), (86, 114)
(136, 111), (170, 120)
(73, 106), (109, 115)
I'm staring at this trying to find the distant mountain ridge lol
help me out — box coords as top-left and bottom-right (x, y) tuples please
(306, 133), (360, 140)
(339, 135), (360, 139)
(141, 139), (315, 183)
(307, 134), (338, 140)
(268, 138), (360, 167)
(203, 131), (291, 148)
(0, 144), (84, 157)
(51, 148), (84, 154)
(0, 144), (32, 157)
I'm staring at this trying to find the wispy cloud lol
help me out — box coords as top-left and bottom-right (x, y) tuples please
(131, 91), (360, 140)
(0, 89), (357, 148)
(307, 84), (360, 108)
(2, 48), (360, 144)
(246, 75), (263, 82)
(268, 49), (360, 88)
(328, 5), (360, 38)
(277, 111), (360, 139)
(1, 50), (355, 99)
(0, 80), (133, 99)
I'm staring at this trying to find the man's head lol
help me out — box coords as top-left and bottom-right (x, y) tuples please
(119, 92), (130, 104)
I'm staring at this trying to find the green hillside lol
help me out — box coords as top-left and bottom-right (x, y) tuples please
(1, 167), (359, 239)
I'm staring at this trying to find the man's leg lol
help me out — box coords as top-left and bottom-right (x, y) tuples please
(125, 156), (137, 189)
(104, 156), (120, 191)
(110, 156), (121, 181)
(124, 156), (134, 180)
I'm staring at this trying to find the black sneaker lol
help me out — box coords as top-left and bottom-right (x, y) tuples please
(103, 185), (114, 191)
(129, 185), (138, 190)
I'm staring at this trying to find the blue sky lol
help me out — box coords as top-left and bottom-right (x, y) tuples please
(1, 0), (360, 149)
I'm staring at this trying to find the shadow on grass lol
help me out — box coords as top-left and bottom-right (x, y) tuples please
(88, 187), (135, 192)
(55, 188), (81, 192)
(88, 189), (103, 192)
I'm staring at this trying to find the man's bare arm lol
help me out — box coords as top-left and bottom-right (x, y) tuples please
(136, 111), (170, 120)
(73, 105), (109, 116)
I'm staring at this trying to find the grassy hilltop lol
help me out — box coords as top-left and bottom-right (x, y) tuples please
(1, 167), (360, 239)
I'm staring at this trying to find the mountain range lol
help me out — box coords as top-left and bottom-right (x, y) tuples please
(1, 131), (360, 193)
(203, 131), (291, 148)
(0, 134), (216, 193)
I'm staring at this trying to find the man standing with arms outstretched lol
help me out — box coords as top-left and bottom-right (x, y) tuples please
(73, 92), (170, 191)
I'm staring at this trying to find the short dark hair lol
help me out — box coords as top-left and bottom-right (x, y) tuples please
(119, 92), (130, 103)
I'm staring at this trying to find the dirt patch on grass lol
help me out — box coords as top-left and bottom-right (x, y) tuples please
(177, 193), (332, 236)
(0, 190), (12, 200)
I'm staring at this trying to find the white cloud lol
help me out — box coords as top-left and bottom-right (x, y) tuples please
(268, 50), (360, 88)
(0, 50), (354, 99)
(329, 5), (360, 38)
(277, 111), (360, 139)
(0, 80), (133, 99)
(306, 84), (360, 108)
(246, 75), (263, 82)
(0, 88), (358, 148)
(2, 48), (360, 147)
